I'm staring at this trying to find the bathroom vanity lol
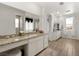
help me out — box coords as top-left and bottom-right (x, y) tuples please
(0, 33), (48, 56)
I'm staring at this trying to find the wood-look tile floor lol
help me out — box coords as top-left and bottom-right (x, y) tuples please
(38, 38), (79, 56)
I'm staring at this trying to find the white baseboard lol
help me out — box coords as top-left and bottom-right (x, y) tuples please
(62, 36), (79, 40)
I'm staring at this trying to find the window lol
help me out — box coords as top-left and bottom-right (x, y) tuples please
(15, 16), (21, 35)
(15, 15), (23, 35)
(25, 21), (29, 32)
(15, 17), (19, 28)
(28, 21), (34, 32)
(25, 18), (34, 33)
(66, 17), (73, 30)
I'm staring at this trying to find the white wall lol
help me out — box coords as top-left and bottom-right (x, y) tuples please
(49, 14), (62, 41)
(39, 8), (62, 41)
(39, 8), (49, 33)
(2, 2), (41, 16)
(0, 3), (25, 35)
(0, 3), (42, 35)
(72, 13), (79, 39)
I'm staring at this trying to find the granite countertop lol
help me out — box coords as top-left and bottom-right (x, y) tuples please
(0, 33), (46, 46)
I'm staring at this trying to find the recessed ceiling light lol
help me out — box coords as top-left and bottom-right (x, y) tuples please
(59, 2), (64, 5)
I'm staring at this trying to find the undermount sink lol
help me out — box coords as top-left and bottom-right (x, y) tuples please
(14, 39), (20, 41)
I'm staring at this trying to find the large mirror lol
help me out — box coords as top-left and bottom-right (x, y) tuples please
(15, 15), (40, 36)
(25, 17), (39, 33)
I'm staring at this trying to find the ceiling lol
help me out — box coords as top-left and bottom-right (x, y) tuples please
(36, 2), (79, 15)
(2, 2), (79, 15)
